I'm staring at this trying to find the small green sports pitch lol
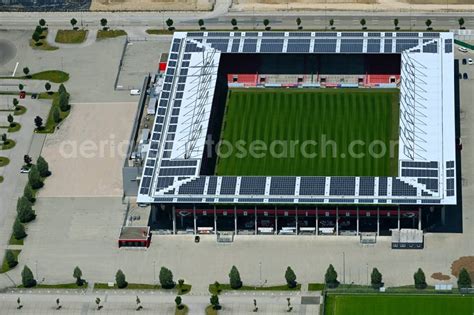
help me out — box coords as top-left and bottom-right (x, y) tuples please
(325, 294), (474, 315)
(215, 88), (399, 177)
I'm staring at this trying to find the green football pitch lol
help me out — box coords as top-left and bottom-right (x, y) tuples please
(325, 294), (474, 315)
(215, 88), (399, 177)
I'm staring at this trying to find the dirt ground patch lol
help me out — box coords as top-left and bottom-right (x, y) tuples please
(39, 102), (137, 197)
(431, 272), (451, 281)
(451, 256), (474, 278)
(90, 0), (213, 11)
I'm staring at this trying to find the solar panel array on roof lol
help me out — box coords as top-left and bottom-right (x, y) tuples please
(287, 39), (310, 53)
(299, 177), (326, 195)
(243, 38), (257, 52)
(239, 177), (266, 195)
(378, 177), (388, 196)
(220, 177), (237, 195)
(178, 177), (206, 194)
(260, 38), (284, 53)
(392, 178), (417, 196)
(314, 38), (337, 52)
(330, 177), (356, 195)
(340, 38), (363, 53)
(359, 177), (375, 196)
(269, 177), (296, 195)
(367, 39), (381, 53)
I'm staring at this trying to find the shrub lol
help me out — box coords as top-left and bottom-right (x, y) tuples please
(21, 265), (36, 288)
(13, 219), (27, 240)
(5, 250), (18, 268)
(325, 264), (339, 288)
(414, 268), (427, 289)
(285, 266), (297, 288)
(229, 265), (242, 289)
(116, 269), (128, 288)
(159, 266), (175, 289)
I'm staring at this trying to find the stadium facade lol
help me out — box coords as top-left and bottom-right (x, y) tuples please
(137, 31), (456, 205)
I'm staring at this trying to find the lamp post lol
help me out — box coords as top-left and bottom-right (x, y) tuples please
(153, 261), (156, 284)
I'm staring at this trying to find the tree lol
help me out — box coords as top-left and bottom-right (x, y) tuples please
(5, 250), (18, 269)
(19, 83), (24, 91)
(24, 155), (32, 166)
(394, 18), (399, 30)
(23, 183), (35, 203)
(52, 107), (60, 124)
(16, 196), (36, 223)
(13, 98), (19, 108)
(296, 17), (302, 29)
(360, 18), (367, 30)
(100, 18), (108, 30)
(231, 18), (238, 30)
(159, 266), (175, 289)
(34, 116), (43, 130)
(13, 219), (27, 240)
(166, 18), (174, 31)
(229, 265), (242, 289)
(458, 268), (472, 289)
(58, 83), (67, 95)
(28, 165), (43, 189)
(23, 67), (30, 77)
(325, 264), (339, 288)
(115, 269), (128, 288)
(21, 265), (36, 288)
(37, 156), (51, 177)
(39, 19), (46, 27)
(73, 266), (84, 286)
(371, 268), (383, 289)
(175, 296), (183, 310)
(45, 82), (51, 93)
(32, 31), (41, 43)
(285, 266), (297, 288)
(70, 18), (77, 29)
(458, 17), (465, 29)
(425, 19), (432, 30)
(198, 19), (205, 30)
(59, 91), (70, 112)
(414, 268), (427, 289)
(263, 19), (270, 30)
(7, 114), (14, 127)
(1, 133), (7, 143)
(329, 19), (335, 30)
(210, 294), (221, 310)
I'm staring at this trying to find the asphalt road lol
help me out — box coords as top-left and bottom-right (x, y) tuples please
(1, 8), (474, 31)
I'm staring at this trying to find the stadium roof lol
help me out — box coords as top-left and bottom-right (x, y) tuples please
(137, 31), (456, 206)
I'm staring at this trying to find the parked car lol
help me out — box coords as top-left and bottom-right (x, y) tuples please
(130, 89), (141, 96)
(459, 73), (462, 79)
(463, 73), (469, 80)
(462, 58), (467, 65)
(469, 58), (473, 65)
(458, 47), (468, 53)
(20, 167), (30, 174)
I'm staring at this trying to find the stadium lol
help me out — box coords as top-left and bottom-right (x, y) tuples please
(136, 31), (457, 236)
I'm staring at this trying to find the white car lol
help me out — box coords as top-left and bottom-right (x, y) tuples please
(20, 167), (30, 174)
(469, 58), (473, 65)
(458, 47), (468, 53)
(130, 89), (141, 96)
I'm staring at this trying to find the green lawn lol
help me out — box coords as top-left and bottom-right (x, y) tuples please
(325, 294), (474, 315)
(55, 30), (88, 44)
(209, 283), (301, 295)
(94, 282), (192, 294)
(0, 176), (3, 183)
(30, 30), (59, 51)
(14, 105), (27, 116)
(30, 70), (69, 83)
(0, 250), (20, 273)
(308, 283), (326, 291)
(9, 233), (24, 246)
(97, 29), (127, 39)
(0, 156), (10, 167)
(175, 305), (189, 315)
(0, 139), (16, 150)
(36, 92), (70, 134)
(36, 282), (88, 289)
(216, 88), (399, 177)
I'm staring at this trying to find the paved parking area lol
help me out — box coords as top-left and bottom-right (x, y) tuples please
(39, 101), (137, 197)
(116, 39), (170, 90)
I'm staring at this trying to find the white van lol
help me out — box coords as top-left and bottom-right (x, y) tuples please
(458, 47), (468, 53)
(130, 89), (141, 96)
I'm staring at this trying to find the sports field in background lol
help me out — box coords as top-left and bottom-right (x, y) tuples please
(325, 294), (474, 315)
(215, 88), (399, 177)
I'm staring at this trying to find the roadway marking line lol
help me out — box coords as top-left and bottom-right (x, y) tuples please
(12, 62), (19, 77)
